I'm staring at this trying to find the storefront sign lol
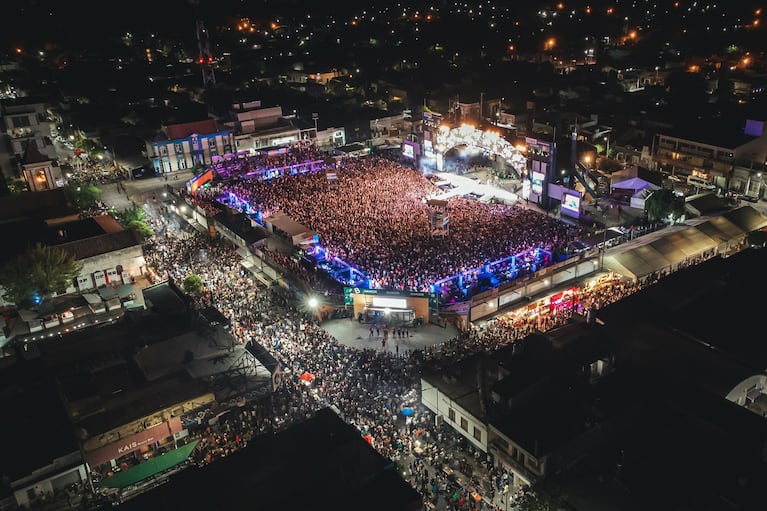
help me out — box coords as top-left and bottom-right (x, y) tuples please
(84, 417), (182, 468)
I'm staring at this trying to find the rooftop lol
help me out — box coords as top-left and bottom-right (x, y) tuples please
(0, 365), (79, 486)
(663, 120), (760, 149)
(0, 214), (139, 263)
(119, 407), (421, 511)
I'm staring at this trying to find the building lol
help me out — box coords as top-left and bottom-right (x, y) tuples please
(651, 119), (767, 192)
(0, 210), (145, 307)
(0, 191), (148, 342)
(0, 364), (87, 510)
(146, 119), (234, 175)
(12, 281), (279, 500)
(118, 407), (421, 511)
(0, 96), (63, 188)
(423, 247), (767, 507)
(20, 139), (64, 191)
(422, 325), (618, 492)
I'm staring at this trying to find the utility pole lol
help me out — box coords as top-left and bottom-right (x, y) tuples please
(479, 92), (484, 126)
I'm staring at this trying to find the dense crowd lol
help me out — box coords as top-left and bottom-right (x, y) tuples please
(137, 194), (652, 510)
(213, 142), (325, 180)
(212, 157), (582, 294)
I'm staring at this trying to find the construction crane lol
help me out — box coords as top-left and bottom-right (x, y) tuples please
(190, 0), (216, 87)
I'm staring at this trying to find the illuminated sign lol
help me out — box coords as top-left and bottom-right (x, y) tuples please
(531, 171), (545, 194)
(372, 297), (408, 309)
(561, 192), (581, 217)
(402, 143), (415, 159)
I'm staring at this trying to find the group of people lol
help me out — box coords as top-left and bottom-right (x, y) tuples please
(213, 142), (326, 181)
(203, 156), (582, 296)
(137, 185), (658, 510)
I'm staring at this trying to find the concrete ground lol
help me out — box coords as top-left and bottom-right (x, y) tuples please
(321, 317), (460, 355)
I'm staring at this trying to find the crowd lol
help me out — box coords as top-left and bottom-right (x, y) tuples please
(213, 142), (326, 181)
(136, 191), (654, 510)
(210, 157), (582, 294)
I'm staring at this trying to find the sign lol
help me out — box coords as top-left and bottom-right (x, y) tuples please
(561, 192), (581, 218)
(372, 297), (408, 309)
(531, 171), (545, 195)
(350, 288), (434, 299)
(343, 287), (353, 305)
(84, 417), (183, 468)
(422, 111), (443, 130)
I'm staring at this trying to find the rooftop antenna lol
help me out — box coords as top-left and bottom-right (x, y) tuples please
(190, 0), (216, 87)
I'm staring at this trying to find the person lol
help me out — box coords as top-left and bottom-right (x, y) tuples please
(369, 327), (374, 338)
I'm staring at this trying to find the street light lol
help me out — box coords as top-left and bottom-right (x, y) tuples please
(307, 297), (318, 308)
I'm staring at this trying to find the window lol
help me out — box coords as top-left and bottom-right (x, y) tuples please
(473, 426), (482, 442)
(460, 417), (468, 431)
(448, 408), (455, 422)
(175, 143), (184, 154)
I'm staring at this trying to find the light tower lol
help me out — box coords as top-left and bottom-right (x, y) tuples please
(190, 0), (216, 87)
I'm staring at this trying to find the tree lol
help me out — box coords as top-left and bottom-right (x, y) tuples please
(645, 188), (685, 222)
(75, 138), (97, 156)
(182, 274), (204, 295)
(127, 220), (154, 240)
(64, 184), (101, 210)
(113, 204), (146, 226)
(0, 243), (83, 308)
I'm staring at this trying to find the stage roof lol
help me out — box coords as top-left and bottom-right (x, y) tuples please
(263, 213), (311, 237)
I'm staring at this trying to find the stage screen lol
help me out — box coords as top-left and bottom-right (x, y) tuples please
(402, 140), (419, 159)
(561, 192), (581, 216)
(531, 171), (545, 194)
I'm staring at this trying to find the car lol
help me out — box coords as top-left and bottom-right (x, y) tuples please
(742, 195), (760, 203)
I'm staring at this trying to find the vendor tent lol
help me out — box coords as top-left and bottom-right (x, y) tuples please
(603, 226), (718, 281)
(610, 176), (660, 210)
(604, 206), (767, 281)
(611, 176), (660, 193)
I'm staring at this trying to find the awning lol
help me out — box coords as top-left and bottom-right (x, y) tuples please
(116, 284), (135, 298)
(98, 440), (199, 489)
(82, 294), (102, 305)
(98, 287), (118, 299)
(18, 309), (38, 322)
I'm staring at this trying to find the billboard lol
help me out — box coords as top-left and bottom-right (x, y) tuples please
(402, 140), (419, 159)
(561, 192), (581, 218)
(531, 171), (545, 195)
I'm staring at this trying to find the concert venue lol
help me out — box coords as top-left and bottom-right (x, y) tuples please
(187, 143), (584, 312)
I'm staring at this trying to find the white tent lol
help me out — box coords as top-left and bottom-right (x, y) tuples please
(611, 177), (661, 210)
(630, 188), (657, 209)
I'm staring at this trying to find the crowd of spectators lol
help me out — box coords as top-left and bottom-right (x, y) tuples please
(138, 193), (652, 510)
(213, 142), (326, 181)
(213, 157), (582, 295)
